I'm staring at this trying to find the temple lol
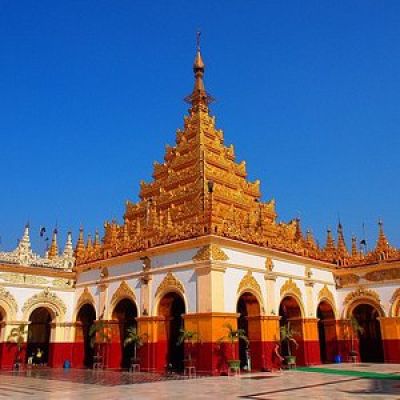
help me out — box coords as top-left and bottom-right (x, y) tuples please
(1, 44), (400, 374)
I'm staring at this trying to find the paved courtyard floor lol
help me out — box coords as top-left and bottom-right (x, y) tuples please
(1, 363), (400, 399)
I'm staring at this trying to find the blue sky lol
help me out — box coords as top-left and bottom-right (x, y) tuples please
(0, 1), (399, 253)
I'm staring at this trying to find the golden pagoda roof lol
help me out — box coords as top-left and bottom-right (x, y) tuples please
(75, 46), (400, 268)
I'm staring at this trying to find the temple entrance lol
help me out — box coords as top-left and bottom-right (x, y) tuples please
(112, 298), (138, 369)
(279, 296), (303, 358)
(158, 292), (185, 372)
(27, 307), (52, 365)
(317, 301), (335, 363)
(352, 304), (384, 362)
(237, 292), (261, 369)
(76, 303), (96, 368)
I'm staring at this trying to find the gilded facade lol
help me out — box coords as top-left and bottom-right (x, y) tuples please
(1, 45), (400, 373)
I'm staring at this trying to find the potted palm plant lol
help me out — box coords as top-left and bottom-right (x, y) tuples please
(348, 316), (363, 359)
(280, 322), (298, 366)
(177, 328), (200, 367)
(219, 323), (248, 370)
(7, 323), (28, 369)
(123, 326), (146, 364)
(89, 320), (111, 368)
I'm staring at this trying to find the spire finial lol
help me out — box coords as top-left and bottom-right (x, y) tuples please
(196, 30), (201, 52)
(184, 32), (214, 110)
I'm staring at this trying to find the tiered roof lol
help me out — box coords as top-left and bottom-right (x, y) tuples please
(74, 45), (400, 268)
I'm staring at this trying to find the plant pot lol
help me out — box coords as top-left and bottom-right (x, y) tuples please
(284, 355), (296, 365)
(227, 360), (241, 369)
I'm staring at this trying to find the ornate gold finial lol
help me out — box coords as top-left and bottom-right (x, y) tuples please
(48, 229), (59, 259)
(74, 226), (85, 260)
(196, 30), (201, 52)
(336, 222), (349, 259)
(184, 32), (213, 110)
(324, 228), (336, 260)
(375, 219), (390, 256)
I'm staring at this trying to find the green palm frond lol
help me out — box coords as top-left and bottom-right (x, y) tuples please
(123, 327), (145, 348)
(280, 322), (299, 356)
(176, 329), (200, 346)
(7, 324), (28, 352)
(89, 320), (111, 348)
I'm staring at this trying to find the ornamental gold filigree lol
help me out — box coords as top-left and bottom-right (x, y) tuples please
(280, 278), (302, 299)
(343, 287), (380, 307)
(0, 273), (24, 283)
(52, 278), (74, 288)
(364, 268), (400, 282)
(155, 272), (185, 298)
(318, 284), (335, 306)
(335, 273), (360, 287)
(237, 271), (262, 298)
(192, 244), (229, 262)
(0, 286), (18, 317)
(265, 257), (274, 272)
(76, 287), (96, 309)
(110, 280), (136, 307)
(22, 289), (67, 317)
(390, 288), (400, 304)
(74, 48), (400, 270)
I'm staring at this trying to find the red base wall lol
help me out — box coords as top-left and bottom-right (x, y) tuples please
(48, 343), (75, 368)
(0, 343), (27, 369)
(383, 339), (400, 363)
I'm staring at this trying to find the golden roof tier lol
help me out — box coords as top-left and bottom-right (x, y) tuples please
(75, 44), (400, 268)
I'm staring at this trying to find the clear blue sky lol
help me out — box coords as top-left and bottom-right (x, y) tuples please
(0, 1), (399, 254)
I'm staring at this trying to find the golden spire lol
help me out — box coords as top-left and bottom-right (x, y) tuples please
(324, 228), (336, 259)
(336, 222), (349, 257)
(86, 233), (93, 252)
(375, 219), (391, 256)
(294, 218), (303, 242)
(48, 229), (59, 259)
(306, 229), (317, 249)
(94, 229), (102, 251)
(74, 226), (85, 259)
(351, 235), (358, 257)
(185, 31), (214, 111)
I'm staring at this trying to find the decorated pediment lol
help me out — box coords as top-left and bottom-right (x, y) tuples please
(192, 244), (229, 262)
(155, 272), (185, 298)
(343, 287), (380, 306)
(318, 284), (335, 306)
(280, 278), (302, 299)
(237, 271), (262, 298)
(22, 288), (67, 319)
(110, 280), (136, 307)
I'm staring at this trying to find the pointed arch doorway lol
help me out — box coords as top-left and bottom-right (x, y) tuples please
(317, 301), (336, 363)
(158, 292), (185, 372)
(352, 304), (384, 362)
(26, 307), (52, 365)
(112, 298), (138, 369)
(236, 292), (262, 370)
(76, 303), (96, 368)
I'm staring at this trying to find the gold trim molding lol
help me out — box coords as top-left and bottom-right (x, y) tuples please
(110, 280), (136, 308)
(237, 271), (262, 298)
(318, 284), (335, 306)
(280, 278), (302, 299)
(0, 286), (18, 318)
(343, 287), (380, 306)
(192, 244), (229, 262)
(76, 287), (96, 310)
(155, 272), (185, 298)
(22, 289), (67, 319)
